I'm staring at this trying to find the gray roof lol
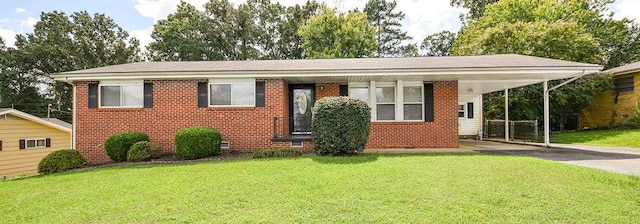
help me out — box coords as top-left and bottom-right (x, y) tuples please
(58, 54), (601, 75)
(42, 118), (72, 129)
(0, 108), (9, 113)
(603, 61), (640, 76)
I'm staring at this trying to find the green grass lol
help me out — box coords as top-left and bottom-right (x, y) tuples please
(1, 154), (639, 223)
(553, 129), (640, 148)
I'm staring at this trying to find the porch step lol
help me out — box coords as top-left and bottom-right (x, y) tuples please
(271, 135), (312, 142)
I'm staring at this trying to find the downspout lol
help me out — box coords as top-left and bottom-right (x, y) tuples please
(543, 71), (587, 147)
(62, 77), (77, 150)
(72, 80), (77, 150)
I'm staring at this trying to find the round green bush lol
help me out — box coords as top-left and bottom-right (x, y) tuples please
(312, 96), (371, 155)
(127, 141), (163, 162)
(174, 126), (222, 160)
(104, 131), (149, 162)
(38, 149), (87, 174)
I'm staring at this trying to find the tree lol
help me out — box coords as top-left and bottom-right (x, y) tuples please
(0, 41), (46, 112)
(399, 43), (419, 57)
(232, 3), (261, 60)
(451, 0), (629, 129)
(450, 0), (499, 20)
(364, 0), (411, 57)
(298, 7), (377, 59)
(203, 0), (238, 60)
(11, 11), (139, 120)
(249, 0), (285, 59)
(148, 1), (213, 61)
(277, 1), (322, 59)
(421, 31), (457, 56)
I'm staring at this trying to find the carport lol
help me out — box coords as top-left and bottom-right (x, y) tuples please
(454, 55), (602, 146)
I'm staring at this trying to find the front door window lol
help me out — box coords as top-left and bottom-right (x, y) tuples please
(290, 85), (314, 134)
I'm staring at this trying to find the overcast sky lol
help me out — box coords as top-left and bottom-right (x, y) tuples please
(1, 0), (639, 49)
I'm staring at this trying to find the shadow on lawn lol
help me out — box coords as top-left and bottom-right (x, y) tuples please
(311, 154), (379, 164)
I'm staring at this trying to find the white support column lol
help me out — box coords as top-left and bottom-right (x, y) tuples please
(504, 88), (509, 142)
(544, 81), (550, 147)
(369, 81), (376, 121)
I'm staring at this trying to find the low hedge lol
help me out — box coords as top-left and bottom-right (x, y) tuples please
(311, 97), (371, 155)
(104, 131), (149, 162)
(252, 148), (303, 158)
(174, 126), (222, 160)
(38, 150), (87, 174)
(127, 141), (163, 162)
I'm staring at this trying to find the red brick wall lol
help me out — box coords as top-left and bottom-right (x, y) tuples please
(366, 81), (459, 148)
(316, 83), (341, 99)
(76, 79), (289, 163)
(311, 81), (458, 148)
(75, 80), (458, 163)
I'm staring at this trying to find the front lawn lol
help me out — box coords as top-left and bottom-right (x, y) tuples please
(552, 128), (640, 148)
(1, 154), (639, 223)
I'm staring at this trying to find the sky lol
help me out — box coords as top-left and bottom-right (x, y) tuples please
(0, 0), (639, 49)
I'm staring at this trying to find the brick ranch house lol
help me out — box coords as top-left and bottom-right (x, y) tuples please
(52, 54), (602, 163)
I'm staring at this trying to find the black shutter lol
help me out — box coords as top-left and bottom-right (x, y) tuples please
(88, 83), (98, 109)
(19, 139), (25, 149)
(144, 83), (153, 108)
(256, 81), (265, 107)
(0, 140), (2, 151)
(424, 83), (434, 122)
(45, 138), (51, 147)
(198, 82), (208, 108)
(339, 85), (348, 96)
(467, 102), (474, 119)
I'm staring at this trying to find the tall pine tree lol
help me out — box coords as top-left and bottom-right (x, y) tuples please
(364, 0), (411, 57)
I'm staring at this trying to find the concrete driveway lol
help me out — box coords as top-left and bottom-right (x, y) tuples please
(468, 140), (640, 176)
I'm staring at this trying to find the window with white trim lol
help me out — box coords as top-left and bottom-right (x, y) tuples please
(458, 104), (466, 118)
(349, 81), (424, 121)
(403, 86), (423, 120)
(26, 138), (46, 149)
(99, 81), (144, 108)
(376, 86), (396, 120)
(209, 79), (256, 106)
(349, 87), (369, 103)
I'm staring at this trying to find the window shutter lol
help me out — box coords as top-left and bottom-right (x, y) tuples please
(88, 83), (98, 109)
(424, 83), (434, 122)
(0, 140), (2, 151)
(339, 85), (348, 96)
(198, 82), (208, 108)
(256, 81), (265, 107)
(144, 83), (153, 108)
(45, 138), (51, 147)
(467, 102), (474, 119)
(19, 139), (25, 149)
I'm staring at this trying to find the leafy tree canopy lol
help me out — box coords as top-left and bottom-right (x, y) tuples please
(298, 7), (377, 59)
(451, 0), (629, 129)
(450, 0), (499, 19)
(421, 31), (457, 56)
(1, 11), (139, 120)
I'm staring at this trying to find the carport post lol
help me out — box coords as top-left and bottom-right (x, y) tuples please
(543, 71), (589, 148)
(504, 88), (509, 142)
(544, 81), (550, 147)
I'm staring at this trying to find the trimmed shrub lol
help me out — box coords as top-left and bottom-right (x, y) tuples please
(174, 126), (222, 160)
(252, 148), (303, 158)
(127, 141), (163, 162)
(311, 96), (371, 155)
(104, 131), (149, 162)
(38, 149), (87, 174)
